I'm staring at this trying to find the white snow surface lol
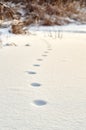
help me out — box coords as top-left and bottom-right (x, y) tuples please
(29, 24), (86, 33)
(0, 25), (86, 130)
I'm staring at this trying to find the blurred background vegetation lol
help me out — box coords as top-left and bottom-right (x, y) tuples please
(0, 0), (86, 33)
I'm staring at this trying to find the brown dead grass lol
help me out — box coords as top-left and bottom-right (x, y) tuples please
(0, 1), (86, 34)
(11, 21), (25, 34)
(24, 1), (86, 26)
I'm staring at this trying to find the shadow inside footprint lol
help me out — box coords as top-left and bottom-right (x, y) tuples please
(4, 43), (17, 47)
(33, 64), (40, 67)
(33, 100), (47, 106)
(44, 51), (48, 53)
(37, 59), (43, 61)
(42, 54), (47, 57)
(31, 82), (41, 87)
(48, 49), (52, 50)
(25, 44), (30, 46)
(26, 71), (36, 74)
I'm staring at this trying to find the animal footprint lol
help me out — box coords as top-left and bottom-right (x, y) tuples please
(31, 82), (41, 87)
(25, 44), (30, 46)
(4, 43), (17, 46)
(42, 54), (47, 57)
(26, 71), (37, 75)
(37, 59), (43, 61)
(48, 49), (52, 50)
(44, 51), (48, 53)
(33, 100), (47, 106)
(33, 64), (40, 67)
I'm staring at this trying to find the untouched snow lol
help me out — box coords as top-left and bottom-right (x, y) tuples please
(0, 29), (86, 130)
(29, 24), (86, 33)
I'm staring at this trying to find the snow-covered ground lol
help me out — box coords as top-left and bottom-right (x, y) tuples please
(0, 25), (86, 130)
(29, 24), (86, 33)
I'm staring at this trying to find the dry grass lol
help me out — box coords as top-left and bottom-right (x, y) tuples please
(11, 21), (26, 34)
(0, 1), (86, 34)
(23, 1), (86, 26)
